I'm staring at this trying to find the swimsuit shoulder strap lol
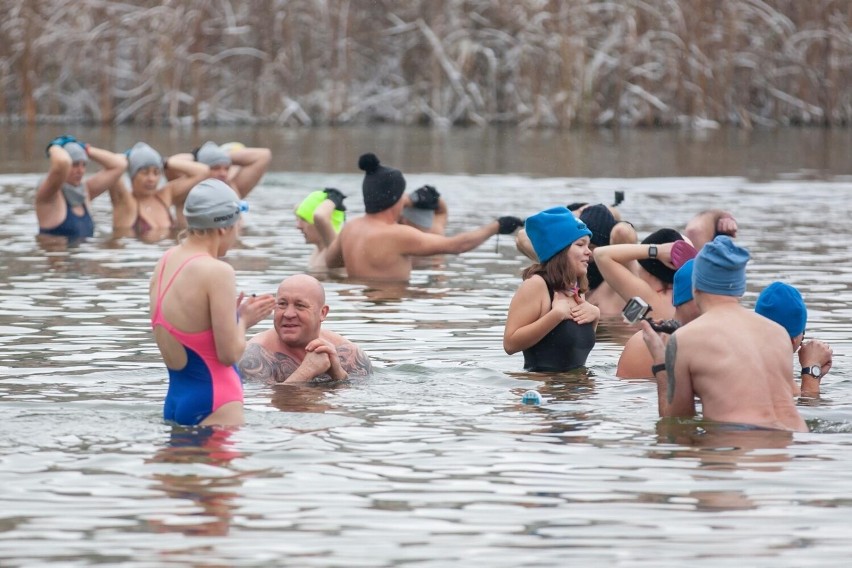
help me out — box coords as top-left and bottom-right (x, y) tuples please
(152, 251), (209, 325)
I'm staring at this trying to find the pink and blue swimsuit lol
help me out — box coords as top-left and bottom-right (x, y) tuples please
(151, 251), (243, 425)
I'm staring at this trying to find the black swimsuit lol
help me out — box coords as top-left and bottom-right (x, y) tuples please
(522, 282), (596, 372)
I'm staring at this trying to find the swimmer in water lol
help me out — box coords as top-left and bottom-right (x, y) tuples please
(36, 135), (127, 240)
(149, 179), (275, 427)
(294, 188), (347, 271)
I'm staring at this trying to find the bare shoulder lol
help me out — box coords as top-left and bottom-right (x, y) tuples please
(515, 273), (547, 297)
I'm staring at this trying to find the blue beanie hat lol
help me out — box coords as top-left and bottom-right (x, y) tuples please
(692, 235), (749, 296)
(672, 259), (695, 307)
(755, 281), (807, 338)
(127, 142), (163, 179)
(526, 206), (593, 263)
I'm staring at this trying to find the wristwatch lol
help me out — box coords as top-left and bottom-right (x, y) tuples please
(801, 365), (822, 379)
(648, 245), (658, 259)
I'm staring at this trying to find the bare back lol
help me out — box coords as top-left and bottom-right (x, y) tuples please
(336, 216), (417, 281)
(673, 304), (805, 431)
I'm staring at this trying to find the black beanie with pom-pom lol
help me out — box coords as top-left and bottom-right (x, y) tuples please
(359, 153), (406, 213)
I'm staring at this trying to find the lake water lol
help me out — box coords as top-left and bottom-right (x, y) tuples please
(1, 125), (851, 567)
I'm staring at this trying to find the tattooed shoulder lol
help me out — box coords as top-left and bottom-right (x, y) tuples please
(336, 343), (373, 377)
(238, 343), (301, 384)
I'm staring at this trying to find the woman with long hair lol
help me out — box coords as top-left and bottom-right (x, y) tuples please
(504, 206), (600, 372)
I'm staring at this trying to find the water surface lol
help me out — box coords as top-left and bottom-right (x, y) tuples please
(1, 128), (851, 566)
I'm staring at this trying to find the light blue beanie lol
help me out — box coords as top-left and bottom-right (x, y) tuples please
(672, 259), (695, 307)
(755, 281), (807, 338)
(127, 142), (163, 179)
(692, 235), (749, 296)
(195, 141), (231, 167)
(526, 206), (593, 263)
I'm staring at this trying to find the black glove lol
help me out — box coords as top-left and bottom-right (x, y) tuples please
(191, 145), (201, 161)
(45, 134), (78, 158)
(497, 216), (524, 235)
(409, 185), (440, 210)
(323, 187), (347, 211)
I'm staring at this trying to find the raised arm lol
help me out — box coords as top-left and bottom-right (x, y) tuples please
(228, 146), (271, 198)
(430, 197), (449, 235)
(163, 157), (211, 204)
(515, 228), (538, 261)
(36, 145), (72, 205)
(684, 210), (737, 251)
(399, 216), (522, 257)
(312, 199), (341, 248)
(593, 242), (675, 317)
(85, 146), (128, 200)
(325, 226), (345, 269)
(209, 269), (274, 366)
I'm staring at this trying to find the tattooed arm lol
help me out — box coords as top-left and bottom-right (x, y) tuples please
(658, 334), (696, 418)
(238, 343), (335, 384)
(336, 342), (373, 377)
(640, 322), (696, 419)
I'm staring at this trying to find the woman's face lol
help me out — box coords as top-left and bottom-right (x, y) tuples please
(566, 236), (592, 276)
(132, 166), (162, 194)
(217, 221), (241, 257)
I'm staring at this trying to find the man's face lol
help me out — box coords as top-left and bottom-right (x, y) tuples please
(295, 215), (320, 245)
(273, 280), (327, 347)
(209, 164), (230, 182)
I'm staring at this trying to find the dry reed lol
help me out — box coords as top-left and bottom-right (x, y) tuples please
(1, 0), (850, 128)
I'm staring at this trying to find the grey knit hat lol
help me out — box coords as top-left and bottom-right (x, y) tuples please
(183, 179), (248, 229)
(127, 142), (162, 179)
(195, 141), (231, 167)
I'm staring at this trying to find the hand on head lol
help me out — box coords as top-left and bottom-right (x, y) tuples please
(410, 185), (441, 210)
(45, 134), (83, 158)
(323, 188), (347, 211)
(716, 216), (738, 238)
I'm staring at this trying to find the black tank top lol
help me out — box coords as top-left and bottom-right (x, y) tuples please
(522, 281), (596, 372)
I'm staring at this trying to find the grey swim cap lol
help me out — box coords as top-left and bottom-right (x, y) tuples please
(64, 142), (88, 164)
(195, 141), (231, 167)
(183, 179), (248, 229)
(127, 142), (162, 179)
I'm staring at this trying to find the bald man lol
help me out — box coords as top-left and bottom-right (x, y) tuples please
(237, 274), (372, 384)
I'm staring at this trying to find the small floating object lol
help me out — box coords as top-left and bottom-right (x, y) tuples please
(521, 390), (542, 405)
